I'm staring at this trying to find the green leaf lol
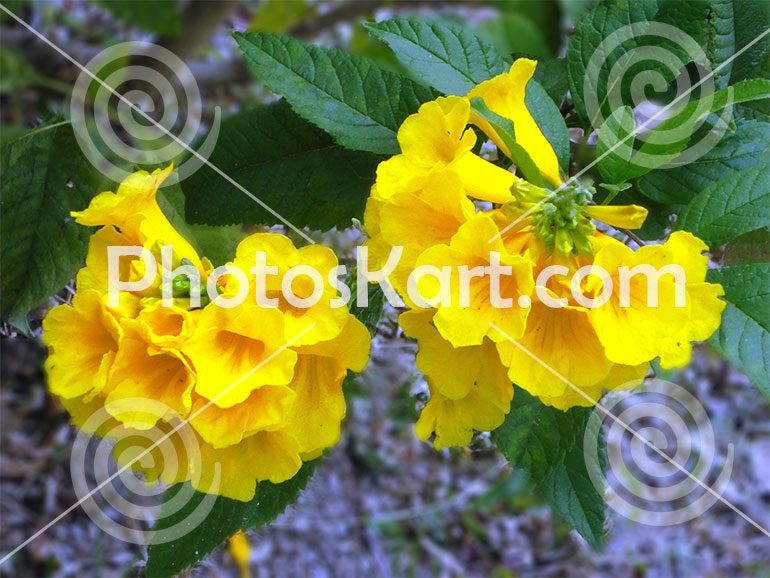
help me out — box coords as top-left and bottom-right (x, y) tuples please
(538, 425), (606, 549)
(182, 100), (381, 230)
(729, 0), (770, 83)
(233, 32), (435, 155)
(0, 118), (108, 319)
(567, 0), (711, 125)
(636, 119), (770, 205)
(248, 0), (314, 33)
(595, 79), (770, 183)
(470, 98), (544, 186)
(596, 105), (636, 184)
(533, 57), (569, 104)
(493, 387), (590, 483)
(707, 264), (770, 398)
(676, 164), (769, 246)
(567, 0), (663, 124)
(364, 17), (508, 96)
(706, 0), (736, 89)
(100, 0), (181, 36)
(480, 12), (551, 61)
(0, 124), (27, 147)
(348, 267), (385, 335)
(0, 46), (42, 93)
(145, 461), (317, 578)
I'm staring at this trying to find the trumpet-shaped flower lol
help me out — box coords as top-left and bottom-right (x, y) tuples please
(43, 166), (373, 502)
(376, 96), (516, 203)
(400, 309), (512, 448)
(231, 233), (348, 346)
(467, 59), (561, 186)
(43, 290), (122, 400)
(182, 303), (297, 408)
(413, 213), (534, 347)
(72, 165), (203, 269)
(364, 171), (476, 302)
(588, 231), (726, 369)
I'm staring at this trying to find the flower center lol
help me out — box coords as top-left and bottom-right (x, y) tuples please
(527, 181), (597, 255)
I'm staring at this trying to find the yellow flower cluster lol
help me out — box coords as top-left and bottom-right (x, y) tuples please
(43, 165), (370, 501)
(365, 59), (726, 449)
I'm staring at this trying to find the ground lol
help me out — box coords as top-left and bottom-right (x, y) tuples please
(1, 301), (768, 578)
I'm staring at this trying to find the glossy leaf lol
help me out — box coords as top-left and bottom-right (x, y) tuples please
(0, 118), (109, 319)
(145, 461), (317, 578)
(234, 32), (435, 155)
(707, 264), (770, 398)
(182, 100), (381, 230)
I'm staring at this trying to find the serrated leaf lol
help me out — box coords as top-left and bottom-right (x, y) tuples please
(145, 461), (317, 578)
(676, 164), (769, 246)
(706, 0), (736, 89)
(637, 78), (770, 164)
(234, 32), (435, 155)
(364, 17), (508, 96)
(492, 387), (590, 482)
(730, 0), (770, 83)
(596, 105), (636, 184)
(707, 264), (770, 398)
(538, 427), (606, 549)
(532, 57), (569, 104)
(637, 119), (770, 205)
(182, 100), (381, 230)
(567, 0), (667, 124)
(100, 0), (181, 36)
(596, 79), (770, 183)
(567, 0), (711, 125)
(0, 118), (108, 319)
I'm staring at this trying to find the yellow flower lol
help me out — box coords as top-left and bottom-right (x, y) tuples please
(228, 531), (251, 578)
(376, 96), (516, 203)
(182, 303), (297, 408)
(188, 385), (296, 448)
(42, 290), (122, 400)
(72, 164), (203, 269)
(401, 309), (512, 448)
(102, 306), (199, 430)
(479, 229), (645, 408)
(413, 213), (534, 347)
(231, 233), (348, 346)
(467, 59), (561, 186)
(364, 171), (475, 302)
(588, 231), (726, 369)
(44, 166), (373, 502)
(286, 314), (371, 458)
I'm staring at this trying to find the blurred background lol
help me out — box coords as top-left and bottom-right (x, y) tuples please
(1, 1), (769, 576)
